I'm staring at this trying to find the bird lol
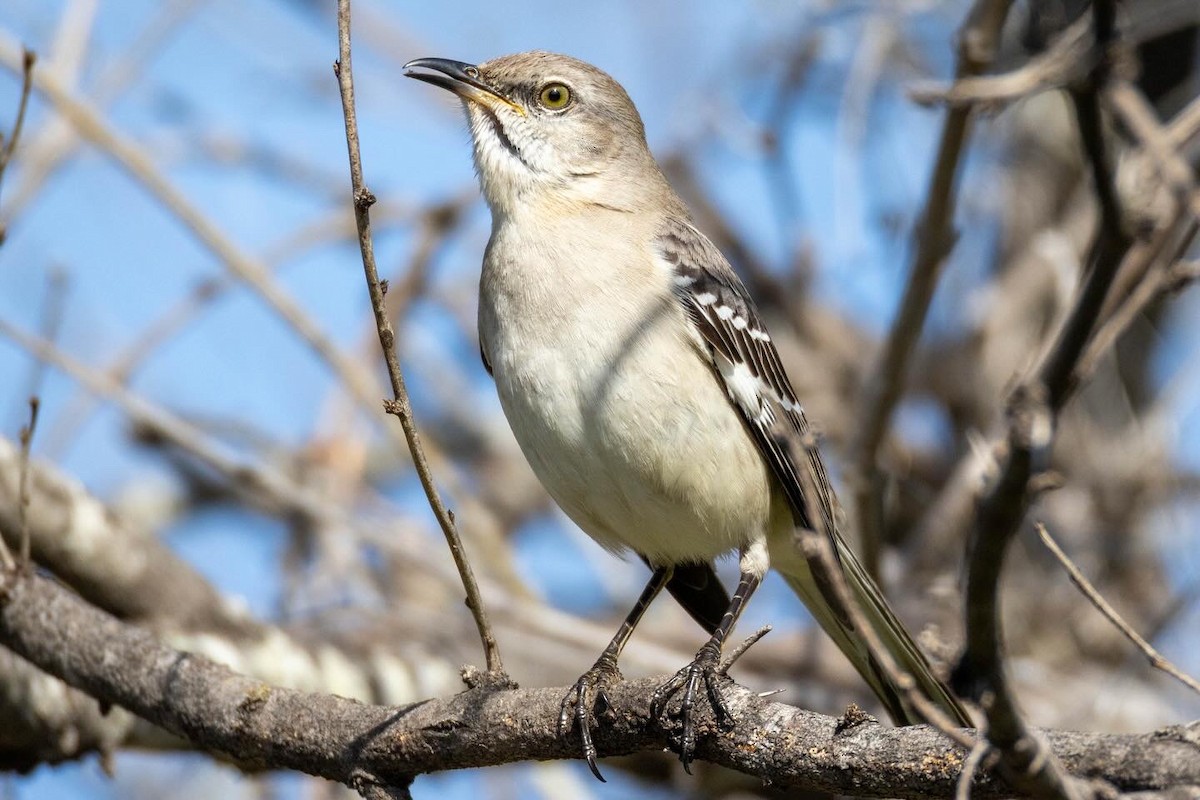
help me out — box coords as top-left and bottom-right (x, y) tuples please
(403, 50), (970, 778)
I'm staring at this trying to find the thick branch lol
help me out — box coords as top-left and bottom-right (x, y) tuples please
(0, 436), (253, 634)
(1, 571), (1197, 796)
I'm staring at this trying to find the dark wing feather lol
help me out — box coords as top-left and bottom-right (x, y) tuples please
(657, 217), (837, 540)
(641, 557), (730, 636)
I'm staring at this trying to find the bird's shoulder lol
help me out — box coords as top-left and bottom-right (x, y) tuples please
(653, 216), (803, 413)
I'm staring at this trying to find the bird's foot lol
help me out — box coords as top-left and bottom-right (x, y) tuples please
(650, 642), (733, 773)
(559, 655), (622, 782)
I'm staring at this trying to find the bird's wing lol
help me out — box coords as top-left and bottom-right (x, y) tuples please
(656, 216), (973, 727)
(657, 217), (837, 540)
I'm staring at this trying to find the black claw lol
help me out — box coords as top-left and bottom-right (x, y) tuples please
(651, 646), (731, 769)
(560, 660), (621, 782)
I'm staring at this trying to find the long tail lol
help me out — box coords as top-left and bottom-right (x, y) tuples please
(779, 532), (972, 727)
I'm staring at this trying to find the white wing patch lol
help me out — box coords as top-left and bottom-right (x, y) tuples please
(717, 357), (775, 425)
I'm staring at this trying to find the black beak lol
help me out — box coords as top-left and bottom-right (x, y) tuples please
(403, 57), (523, 114)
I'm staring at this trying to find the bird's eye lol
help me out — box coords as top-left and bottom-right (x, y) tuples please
(538, 82), (572, 110)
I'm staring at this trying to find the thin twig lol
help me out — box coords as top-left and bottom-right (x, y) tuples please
(957, 738), (993, 800)
(1035, 523), (1200, 696)
(1077, 219), (1199, 382)
(16, 396), (40, 568)
(0, 47), (35, 243)
(333, 0), (503, 675)
(849, 0), (1013, 582)
(0, 47), (34, 180)
(1107, 81), (1200, 224)
(719, 625), (771, 674)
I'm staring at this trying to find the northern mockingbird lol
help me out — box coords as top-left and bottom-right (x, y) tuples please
(405, 51), (969, 777)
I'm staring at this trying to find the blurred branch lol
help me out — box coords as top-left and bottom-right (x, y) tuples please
(0, 46), (34, 243)
(1, 0), (205, 222)
(910, 15), (1093, 108)
(1035, 523), (1200, 696)
(333, 0), (503, 676)
(2, 569), (1198, 797)
(1078, 218), (1198, 382)
(955, 5), (1141, 796)
(14, 398), (38, 568)
(0, 35), (444, 486)
(1107, 80), (1200, 223)
(39, 197), (430, 460)
(849, 0), (1014, 582)
(0, 318), (436, 579)
(0, 434), (258, 632)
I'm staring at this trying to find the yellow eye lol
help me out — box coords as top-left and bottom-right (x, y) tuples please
(538, 82), (571, 110)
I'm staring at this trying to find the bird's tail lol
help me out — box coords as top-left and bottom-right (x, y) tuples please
(777, 532), (972, 728)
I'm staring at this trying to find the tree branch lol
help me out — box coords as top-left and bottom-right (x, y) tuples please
(0, 570), (1197, 797)
(332, 0), (503, 675)
(955, 5), (1142, 796)
(1035, 523), (1200, 696)
(848, 0), (1013, 582)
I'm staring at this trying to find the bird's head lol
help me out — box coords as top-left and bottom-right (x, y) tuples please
(404, 51), (665, 216)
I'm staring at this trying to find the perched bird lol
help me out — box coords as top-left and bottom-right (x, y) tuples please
(404, 51), (969, 777)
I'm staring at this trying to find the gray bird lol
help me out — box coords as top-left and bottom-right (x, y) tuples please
(404, 50), (970, 777)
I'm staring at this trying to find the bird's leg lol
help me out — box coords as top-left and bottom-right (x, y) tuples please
(651, 542), (765, 773)
(561, 565), (672, 782)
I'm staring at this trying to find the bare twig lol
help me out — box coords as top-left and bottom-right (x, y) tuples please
(849, 0), (1013, 582)
(909, 16), (1093, 108)
(0, 47), (34, 180)
(0, 47), (35, 242)
(719, 625), (772, 674)
(957, 739), (993, 800)
(16, 397), (39, 567)
(1107, 81), (1200, 224)
(1035, 523), (1200, 696)
(333, 0), (503, 675)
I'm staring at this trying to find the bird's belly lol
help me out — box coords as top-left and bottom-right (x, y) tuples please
(486, 302), (771, 563)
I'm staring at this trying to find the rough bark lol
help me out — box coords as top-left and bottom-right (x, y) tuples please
(1, 571), (1196, 797)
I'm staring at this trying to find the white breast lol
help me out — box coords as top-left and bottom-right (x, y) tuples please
(478, 211), (771, 564)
